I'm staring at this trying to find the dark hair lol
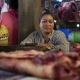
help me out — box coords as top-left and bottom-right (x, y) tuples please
(5, 0), (18, 10)
(54, 23), (56, 30)
(39, 12), (54, 23)
(42, 8), (50, 13)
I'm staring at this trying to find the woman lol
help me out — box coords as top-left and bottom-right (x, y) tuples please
(1, 0), (18, 45)
(20, 12), (69, 52)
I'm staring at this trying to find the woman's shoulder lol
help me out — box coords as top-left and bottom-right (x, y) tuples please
(53, 30), (66, 37)
(54, 30), (65, 34)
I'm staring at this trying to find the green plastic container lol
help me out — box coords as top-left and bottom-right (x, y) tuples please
(72, 31), (80, 42)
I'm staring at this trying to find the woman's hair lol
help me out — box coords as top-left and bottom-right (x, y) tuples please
(54, 23), (56, 30)
(39, 12), (54, 23)
(5, 0), (18, 10)
(42, 8), (50, 13)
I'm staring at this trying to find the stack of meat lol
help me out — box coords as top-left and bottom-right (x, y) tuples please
(33, 50), (80, 78)
(57, 0), (79, 21)
(0, 44), (80, 79)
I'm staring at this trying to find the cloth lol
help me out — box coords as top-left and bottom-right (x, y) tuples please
(0, 70), (49, 80)
(0, 70), (79, 80)
(20, 30), (69, 52)
(1, 9), (18, 45)
(0, 70), (30, 80)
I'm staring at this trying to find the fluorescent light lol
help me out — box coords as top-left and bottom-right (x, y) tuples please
(54, 20), (57, 23)
(57, 0), (62, 2)
(77, 24), (79, 27)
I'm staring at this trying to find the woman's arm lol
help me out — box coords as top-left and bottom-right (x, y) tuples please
(37, 31), (69, 51)
(20, 32), (35, 45)
(52, 31), (69, 52)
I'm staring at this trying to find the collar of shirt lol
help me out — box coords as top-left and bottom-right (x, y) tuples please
(39, 30), (55, 43)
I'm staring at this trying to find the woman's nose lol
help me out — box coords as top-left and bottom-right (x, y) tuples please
(46, 21), (50, 25)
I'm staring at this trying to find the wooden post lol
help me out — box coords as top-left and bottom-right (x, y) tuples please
(18, 0), (41, 44)
(34, 0), (41, 30)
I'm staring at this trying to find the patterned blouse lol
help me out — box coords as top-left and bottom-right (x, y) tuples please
(20, 30), (69, 52)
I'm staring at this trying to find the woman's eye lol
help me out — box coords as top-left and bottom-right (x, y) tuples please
(41, 20), (53, 23)
(49, 21), (53, 23)
(42, 21), (47, 23)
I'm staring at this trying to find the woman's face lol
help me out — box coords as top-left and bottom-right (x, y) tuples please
(39, 14), (54, 34)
